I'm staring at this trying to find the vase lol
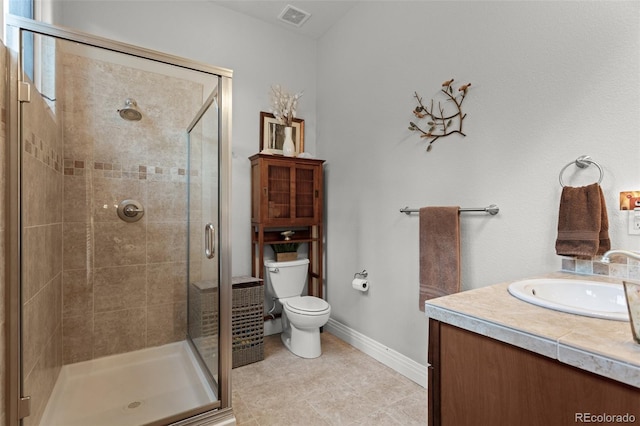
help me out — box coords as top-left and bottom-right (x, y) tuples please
(282, 126), (295, 157)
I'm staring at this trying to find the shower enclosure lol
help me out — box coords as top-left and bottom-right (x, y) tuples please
(5, 17), (233, 425)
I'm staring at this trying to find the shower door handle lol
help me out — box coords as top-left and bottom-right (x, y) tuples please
(205, 223), (216, 259)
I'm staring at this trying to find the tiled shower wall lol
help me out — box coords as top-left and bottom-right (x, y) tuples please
(21, 57), (65, 426)
(0, 40), (7, 426)
(60, 50), (205, 363)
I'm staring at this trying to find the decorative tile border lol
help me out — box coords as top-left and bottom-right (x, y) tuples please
(63, 159), (86, 176)
(561, 256), (640, 281)
(24, 132), (62, 173)
(23, 131), (200, 183)
(62, 158), (198, 182)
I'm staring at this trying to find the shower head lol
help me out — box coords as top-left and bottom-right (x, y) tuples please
(118, 98), (142, 121)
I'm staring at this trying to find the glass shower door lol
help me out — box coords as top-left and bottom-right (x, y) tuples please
(187, 89), (221, 391)
(7, 16), (232, 425)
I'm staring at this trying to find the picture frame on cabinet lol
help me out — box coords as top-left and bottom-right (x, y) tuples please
(260, 111), (305, 156)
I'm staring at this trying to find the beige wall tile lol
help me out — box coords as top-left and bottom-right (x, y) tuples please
(146, 181), (187, 223)
(46, 223), (63, 284)
(23, 224), (63, 302)
(63, 175), (89, 223)
(187, 182), (202, 221)
(22, 154), (46, 227)
(21, 142), (63, 226)
(0, 315), (4, 426)
(61, 118), (93, 160)
(63, 315), (94, 363)
(94, 265), (146, 312)
(93, 308), (146, 357)
(22, 274), (62, 381)
(146, 222), (187, 263)
(147, 262), (186, 305)
(44, 165), (63, 224)
(189, 260), (203, 286)
(23, 327), (62, 426)
(93, 126), (148, 166)
(0, 229), (4, 329)
(189, 222), (205, 265)
(94, 221), (146, 268)
(0, 41), (5, 426)
(63, 222), (91, 270)
(146, 133), (188, 176)
(63, 269), (93, 318)
(22, 226), (47, 301)
(50, 274), (63, 336)
(22, 293), (42, 374)
(17, 59), (64, 423)
(147, 302), (186, 347)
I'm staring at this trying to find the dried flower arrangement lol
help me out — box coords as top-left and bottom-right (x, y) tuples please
(408, 79), (471, 152)
(270, 85), (303, 127)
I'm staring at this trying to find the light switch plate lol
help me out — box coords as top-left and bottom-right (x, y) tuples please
(629, 210), (640, 235)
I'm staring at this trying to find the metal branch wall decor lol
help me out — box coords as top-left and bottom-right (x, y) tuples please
(408, 79), (471, 152)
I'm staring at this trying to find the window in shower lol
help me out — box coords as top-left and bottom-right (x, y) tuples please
(9, 0), (34, 80)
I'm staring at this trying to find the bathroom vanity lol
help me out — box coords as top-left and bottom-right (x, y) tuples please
(425, 272), (640, 426)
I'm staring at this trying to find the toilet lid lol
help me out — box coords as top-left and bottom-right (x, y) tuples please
(285, 296), (329, 313)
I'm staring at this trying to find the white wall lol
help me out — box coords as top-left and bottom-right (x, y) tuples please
(317, 1), (640, 365)
(54, 1), (318, 276)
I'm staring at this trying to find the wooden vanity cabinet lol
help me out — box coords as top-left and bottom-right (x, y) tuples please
(428, 319), (640, 426)
(249, 154), (325, 299)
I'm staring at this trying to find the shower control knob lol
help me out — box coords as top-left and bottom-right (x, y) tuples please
(123, 205), (143, 217)
(117, 199), (145, 222)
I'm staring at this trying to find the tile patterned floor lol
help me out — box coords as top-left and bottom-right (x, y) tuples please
(232, 331), (427, 425)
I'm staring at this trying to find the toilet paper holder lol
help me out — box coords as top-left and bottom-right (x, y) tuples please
(354, 270), (368, 279)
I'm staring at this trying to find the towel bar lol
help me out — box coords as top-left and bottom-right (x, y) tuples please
(399, 204), (499, 215)
(558, 155), (603, 187)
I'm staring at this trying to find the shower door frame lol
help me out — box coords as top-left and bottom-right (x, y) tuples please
(4, 15), (233, 426)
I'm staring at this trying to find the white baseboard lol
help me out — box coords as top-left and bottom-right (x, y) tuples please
(324, 318), (427, 388)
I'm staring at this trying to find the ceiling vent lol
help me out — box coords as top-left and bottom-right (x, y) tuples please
(278, 4), (311, 27)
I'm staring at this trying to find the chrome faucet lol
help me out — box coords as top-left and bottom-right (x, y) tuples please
(600, 249), (640, 263)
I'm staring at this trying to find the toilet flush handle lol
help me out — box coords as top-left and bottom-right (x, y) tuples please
(268, 267), (279, 273)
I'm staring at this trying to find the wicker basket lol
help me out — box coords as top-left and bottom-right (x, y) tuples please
(232, 278), (264, 368)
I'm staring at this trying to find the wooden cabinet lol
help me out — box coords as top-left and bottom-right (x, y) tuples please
(428, 319), (640, 426)
(249, 154), (325, 301)
(250, 154), (323, 226)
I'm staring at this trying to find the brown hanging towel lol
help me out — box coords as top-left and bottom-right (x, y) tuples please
(555, 183), (610, 257)
(419, 206), (461, 311)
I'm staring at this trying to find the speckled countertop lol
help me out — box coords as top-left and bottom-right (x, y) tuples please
(424, 272), (640, 389)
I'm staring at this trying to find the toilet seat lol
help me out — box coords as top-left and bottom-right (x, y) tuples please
(284, 296), (330, 315)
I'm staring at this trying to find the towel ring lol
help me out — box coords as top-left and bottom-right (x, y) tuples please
(558, 155), (603, 187)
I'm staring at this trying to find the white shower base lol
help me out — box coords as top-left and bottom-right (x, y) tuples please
(40, 341), (216, 426)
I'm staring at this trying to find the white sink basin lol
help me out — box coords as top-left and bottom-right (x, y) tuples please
(508, 278), (629, 321)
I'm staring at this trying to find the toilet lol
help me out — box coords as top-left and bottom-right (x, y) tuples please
(264, 258), (331, 358)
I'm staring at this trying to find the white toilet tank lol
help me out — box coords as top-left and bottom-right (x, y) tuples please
(264, 258), (309, 299)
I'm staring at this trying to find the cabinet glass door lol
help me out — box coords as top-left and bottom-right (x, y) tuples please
(267, 163), (291, 220)
(295, 166), (316, 219)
